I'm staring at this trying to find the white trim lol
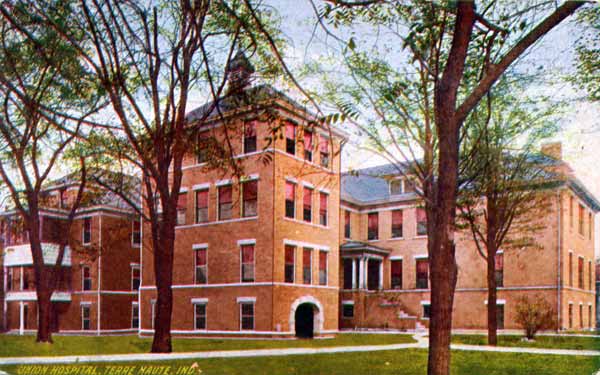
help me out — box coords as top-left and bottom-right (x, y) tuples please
(193, 183), (211, 191)
(390, 255), (403, 260)
(176, 216), (258, 230)
(420, 300), (431, 305)
(342, 300), (354, 305)
(484, 299), (506, 305)
(139, 282), (339, 290)
(243, 174), (259, 181)
(192, 243), (209, 250)
(130, 262), (140, 267)
(319, 188), (331, 195)
(191, 298), (209, 304)
(302, 181), (315, 189)
(283, 238), (330, 252)
(216, 179), (232, 187)
(285, 177), (298, 184)
(80, 301), (93, 306)
(413, 254), (428, 259)
(180, 187), (189, 193)
(363, 204), (415, 214)
(283, 217), (329, 230)
(237, 296), (257, 303)
(237, 239), (257, 246)
(289, 295), (324, 334)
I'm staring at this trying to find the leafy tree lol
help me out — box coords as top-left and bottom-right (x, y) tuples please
(311, 1), (584, 373)
(515, 295), (556, 340)
(572, 5), (599, 102)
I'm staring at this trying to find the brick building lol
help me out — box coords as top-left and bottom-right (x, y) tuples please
(1, 177), (140, 334)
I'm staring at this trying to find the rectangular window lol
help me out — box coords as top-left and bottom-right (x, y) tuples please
(589, 261), (593, 290)
(194, 304), (207, 330)
(241, 244), (255, 282)
(342, 303), (354, 318)
(391, 259), (402, 289)
(580, 304), (584, 329)
(82, 266), (92, 291)
(569, 252), (573, 287)
(589, 305), (593, 329)
(344, 210), (351, 238)
(319, 137), (330, 168)
(579, 204), (585, 235)
(423, 303), (431, 319)
(319, 251), (328, 286)
(131, 266), (140, 291)
(132, 220), (141, 246)
(391, 210), (403, 238)
(303, 248), (312, 284)
(497, 304), (505, 330)
(82, 306), (91, 330)
(197, 131), (209, 164)
(570, 196), (574, 228)
(390, 179), (403, 195)
(195, 189), (209, 223)
(495, 253), (504, 288)
(368, 212), (378, 240)
(218, 185), (233, 220)
(319, 192), (328, 226)
(242, 180), (258, 218)
(416, 259), (428, 289)
(285, 182), (295, 219)
(195, 248), (207, 284)
(240, 302), (254, 330)
(304, 130), (313, 161)
(244, 121), (257, 154)
(285, 122), (296, 155)
(589, 213), (593, 240)
(579, 257), (584, 289)
(416, 208), (427, 236)
(343, 259), (353, 290)
(131, 304), (139, 329)
(284, 245), (295, 283)
(177, 192), (187, 225)
(6, 268), (13, 291)
(569, 304), (573, 328)
(303, 187), (312, 222)
(83, 217), (91, 245)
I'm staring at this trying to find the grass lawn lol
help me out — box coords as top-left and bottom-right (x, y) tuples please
(1, 349), (599, 375)
(0, 333), (415, 357)
(452, 334), (600, 351)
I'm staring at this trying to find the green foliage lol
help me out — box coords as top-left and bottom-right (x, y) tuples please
(571, 5), (600, 101)
(515, 296), (557, 340)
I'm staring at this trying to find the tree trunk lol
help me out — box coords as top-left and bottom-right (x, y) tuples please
(151, 214), (175, 353)
(36, 286), (53, 343)
(0, 259), (5, 332)
(487, 253), (497, 346)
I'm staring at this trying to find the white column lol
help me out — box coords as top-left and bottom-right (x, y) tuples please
(351, 259), (357, 289)
(358, 258), (364, 290)
(19, 302), (24, 335)
(20, 267), (23, 291)
(364, 258), (369, 289)
(379, 260), (383, 290)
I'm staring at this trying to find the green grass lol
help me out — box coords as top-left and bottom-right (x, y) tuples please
(2, 349), (599, 375)
(0, 333), (415, 357)
(452, 334), (600, 351)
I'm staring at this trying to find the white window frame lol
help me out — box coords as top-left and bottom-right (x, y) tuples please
(239, 301), (255, 331)
(319, 250), (328, 286)
(194, 244), (208, 284)
(389, 178), (404, 196)
(131, 302), (139, 329)
(131, 219), (141, 247)
(193, 302), (208, 331)
(151, 299), (156, 330)
(239, 240), (256, 283)
(342, 301), (354, 318)
(81, 265), (91, 291)
(82, 217), (92, 245)
(81, 304), (91, 330)
(303, 247), (313, 285)
(131, 265), (141, 291)
(284, 244), (296, 284)
(194, 188), (210, 224)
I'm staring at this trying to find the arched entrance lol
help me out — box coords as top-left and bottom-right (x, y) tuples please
(294, 303), (315, 338)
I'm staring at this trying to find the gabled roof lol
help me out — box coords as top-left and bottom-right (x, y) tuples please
(340, 241), (392, 256)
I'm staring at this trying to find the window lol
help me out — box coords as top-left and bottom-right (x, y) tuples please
(151, 300), (156, 330)
(570, 196), (574, 228)
(416, 259), (428, 289)
(82, 305), (91, 330)
(132, 220), (141, 246)
(194, 303), (207, 330)
(195, 248), (207, 284)
(569, 252), (573, 287)
(390, 179), (403, 195)
(303, 130), (313, 161)
(82, 266), (92, 291)
(416, 208), (427, 236)
(319, 192), (328, 226)
(579, 204), (585, 236)
(244, 121), (257, 154)
(131, 266), (140, 291)
(218, 185), (233, 220)
(177, 192), (187, 225)
(580, 304), (584, 329)
(568, 303), (573, 328)
(197, 131), (210, 163)
(497, 304), (505, 330)
(241, 244), (255, 282)
(284, 245), (295, 283)
(285, 122), (296, 155)
(319, 137), (330, 168)
(391, 210), (403, 238)
(240, 302), (254, 330)
(495, 253), (504, 288)
(343, 259), (353, 290)
(6, 268), (13, 291)
(83, 217), (91, 245)
(589, 213), (593, 240)
(303, 187), (312, 222)
(368, 213), (378, 240)
(422, 303), (431, 319)
(344, 210), (351, 238)
(589, 261), (593, 290)
(319, 251), (328, 286)
(589, 305), (593, 329)
(391, 259), (402, 289)
(131, 303), (139, 329)
(195, 189), (209, 223)
(303, 248), (312, 284)
(285, 182), (296, 219)
(23, 304), (28, 329)
(579, 257), (584, 289)
(242, 180), (258, 217)
(342, 303), (354, 318)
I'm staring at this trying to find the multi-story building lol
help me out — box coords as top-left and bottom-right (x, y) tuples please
(338, 143), (599, 332)
(0, 176), (140, 334)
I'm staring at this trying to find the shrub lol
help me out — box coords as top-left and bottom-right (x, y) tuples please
(515, 296), (556, 340)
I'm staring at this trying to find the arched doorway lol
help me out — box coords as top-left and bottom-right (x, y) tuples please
(294, 303), (315, 338)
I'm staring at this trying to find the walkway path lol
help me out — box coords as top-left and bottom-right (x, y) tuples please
(0, 334), (599, 366)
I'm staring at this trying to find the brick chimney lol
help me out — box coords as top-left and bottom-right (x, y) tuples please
(541, 142), (562, 160)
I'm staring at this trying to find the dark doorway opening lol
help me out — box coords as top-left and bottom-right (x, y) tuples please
(295, 303), (315, 338)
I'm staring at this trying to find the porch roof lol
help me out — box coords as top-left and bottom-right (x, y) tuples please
(340, 241), (391, 257)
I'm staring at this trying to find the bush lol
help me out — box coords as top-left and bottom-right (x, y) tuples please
(515, 296), (556, 340)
